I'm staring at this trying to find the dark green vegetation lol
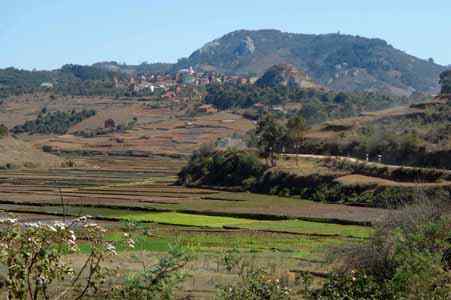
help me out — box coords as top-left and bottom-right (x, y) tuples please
(311, 200), (451, 299)
(177, 149), (451, 208)
(0, 65), (120, 97)
(0, 124), (7, 138)
(186, 29), (445, 95)
(178, 147), (266, 188)
(11, 109), (96, 135)
(440, 69), (451, 95)
(205, 82), (413, 124)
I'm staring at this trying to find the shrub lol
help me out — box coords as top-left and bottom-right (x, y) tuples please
(0, 124), (8, 138)
(312, 198), (451, 299)
(217, 248), (293, 300)
(113, 245), (190, 300)
(178, 147), (266, 187)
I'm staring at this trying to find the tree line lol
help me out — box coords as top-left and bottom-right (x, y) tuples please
(11, 109), (96, 135)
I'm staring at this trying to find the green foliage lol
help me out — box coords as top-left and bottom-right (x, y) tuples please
(286, 115), (306, 149)
(0, 124), (8, 138)
(255, 113), (287, 165)
(217, 267), (292, 300)
(178, 146), (266, 187)
(113, 245), (190, 300)
(217, 248), (292, 300)
(312, 201), (451, 299)
(205, 82), (413, 125)
(11, 109), (96, 135)
(439, 70), (451, 95)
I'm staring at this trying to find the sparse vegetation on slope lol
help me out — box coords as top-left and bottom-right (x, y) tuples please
(186, 29), (445, 95)
(205, 81), (413, 124)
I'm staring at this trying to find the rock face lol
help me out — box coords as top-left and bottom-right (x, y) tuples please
(185, 29), (446, 96)
(233, 36), (256, 56)
(256, 64), (319, 89)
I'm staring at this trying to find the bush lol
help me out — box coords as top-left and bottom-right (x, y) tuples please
(311, 198), (451, 299)
(0, 124), (8, 138)
(217, 247), (292, 300)
(178, 146), (266, 187)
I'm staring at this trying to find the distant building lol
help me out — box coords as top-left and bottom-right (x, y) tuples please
(271, 105), (285, 113)
(40, 82), (54, 89)
(197, 104), (218, 114)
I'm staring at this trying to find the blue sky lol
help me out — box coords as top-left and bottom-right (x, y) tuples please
(1, 0), (450, 70)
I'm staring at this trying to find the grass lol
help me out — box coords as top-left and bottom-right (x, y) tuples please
(234, 219), (373, 238)
(99, 224), (350, 262)
(115, 211), (257, 228)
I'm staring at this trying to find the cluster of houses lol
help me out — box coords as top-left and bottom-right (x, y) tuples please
(120, 67), (253, 96)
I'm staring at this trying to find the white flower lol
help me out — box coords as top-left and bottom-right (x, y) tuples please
(106, 243), (117, 255)
(0, 218), (17, 224)
(127, 239), (135, 248)
(78, 216), (87, 223)
(47, 225), (57, 232)
(54, 222), (66, 230)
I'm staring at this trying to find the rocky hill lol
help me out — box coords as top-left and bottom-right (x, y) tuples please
(256, 64), (321, 89)
(184, 29), (445, 96)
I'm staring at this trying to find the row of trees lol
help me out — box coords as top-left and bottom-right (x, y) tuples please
(254, 113), (306, 166)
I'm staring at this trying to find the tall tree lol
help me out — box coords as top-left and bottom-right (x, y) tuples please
(439, 70), (451, 96)
(286, 115), (306, 151)
(255, 113), (286, 166)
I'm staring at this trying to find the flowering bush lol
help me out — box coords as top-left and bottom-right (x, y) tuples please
(0, 215), (120, 299)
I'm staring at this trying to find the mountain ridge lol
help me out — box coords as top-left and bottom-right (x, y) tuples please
(183, 29), (445, 96)
(0, 29), (446, 96)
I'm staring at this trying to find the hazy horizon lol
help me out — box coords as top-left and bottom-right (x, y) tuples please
(2, 0), (450, 70)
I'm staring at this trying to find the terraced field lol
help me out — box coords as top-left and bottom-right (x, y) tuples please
(0, 155), (383, 298)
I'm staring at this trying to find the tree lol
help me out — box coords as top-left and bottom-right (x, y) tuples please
(286, 116), (306, 150)
(286, 115), (306, 165)
(255, 113), (286, 166)
(439, 70), (451, 96)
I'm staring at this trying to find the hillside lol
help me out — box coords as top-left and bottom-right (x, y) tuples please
(302, 99), (451, 169)
(0, 137), (62, 168)
(184, 29), (445, 96)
